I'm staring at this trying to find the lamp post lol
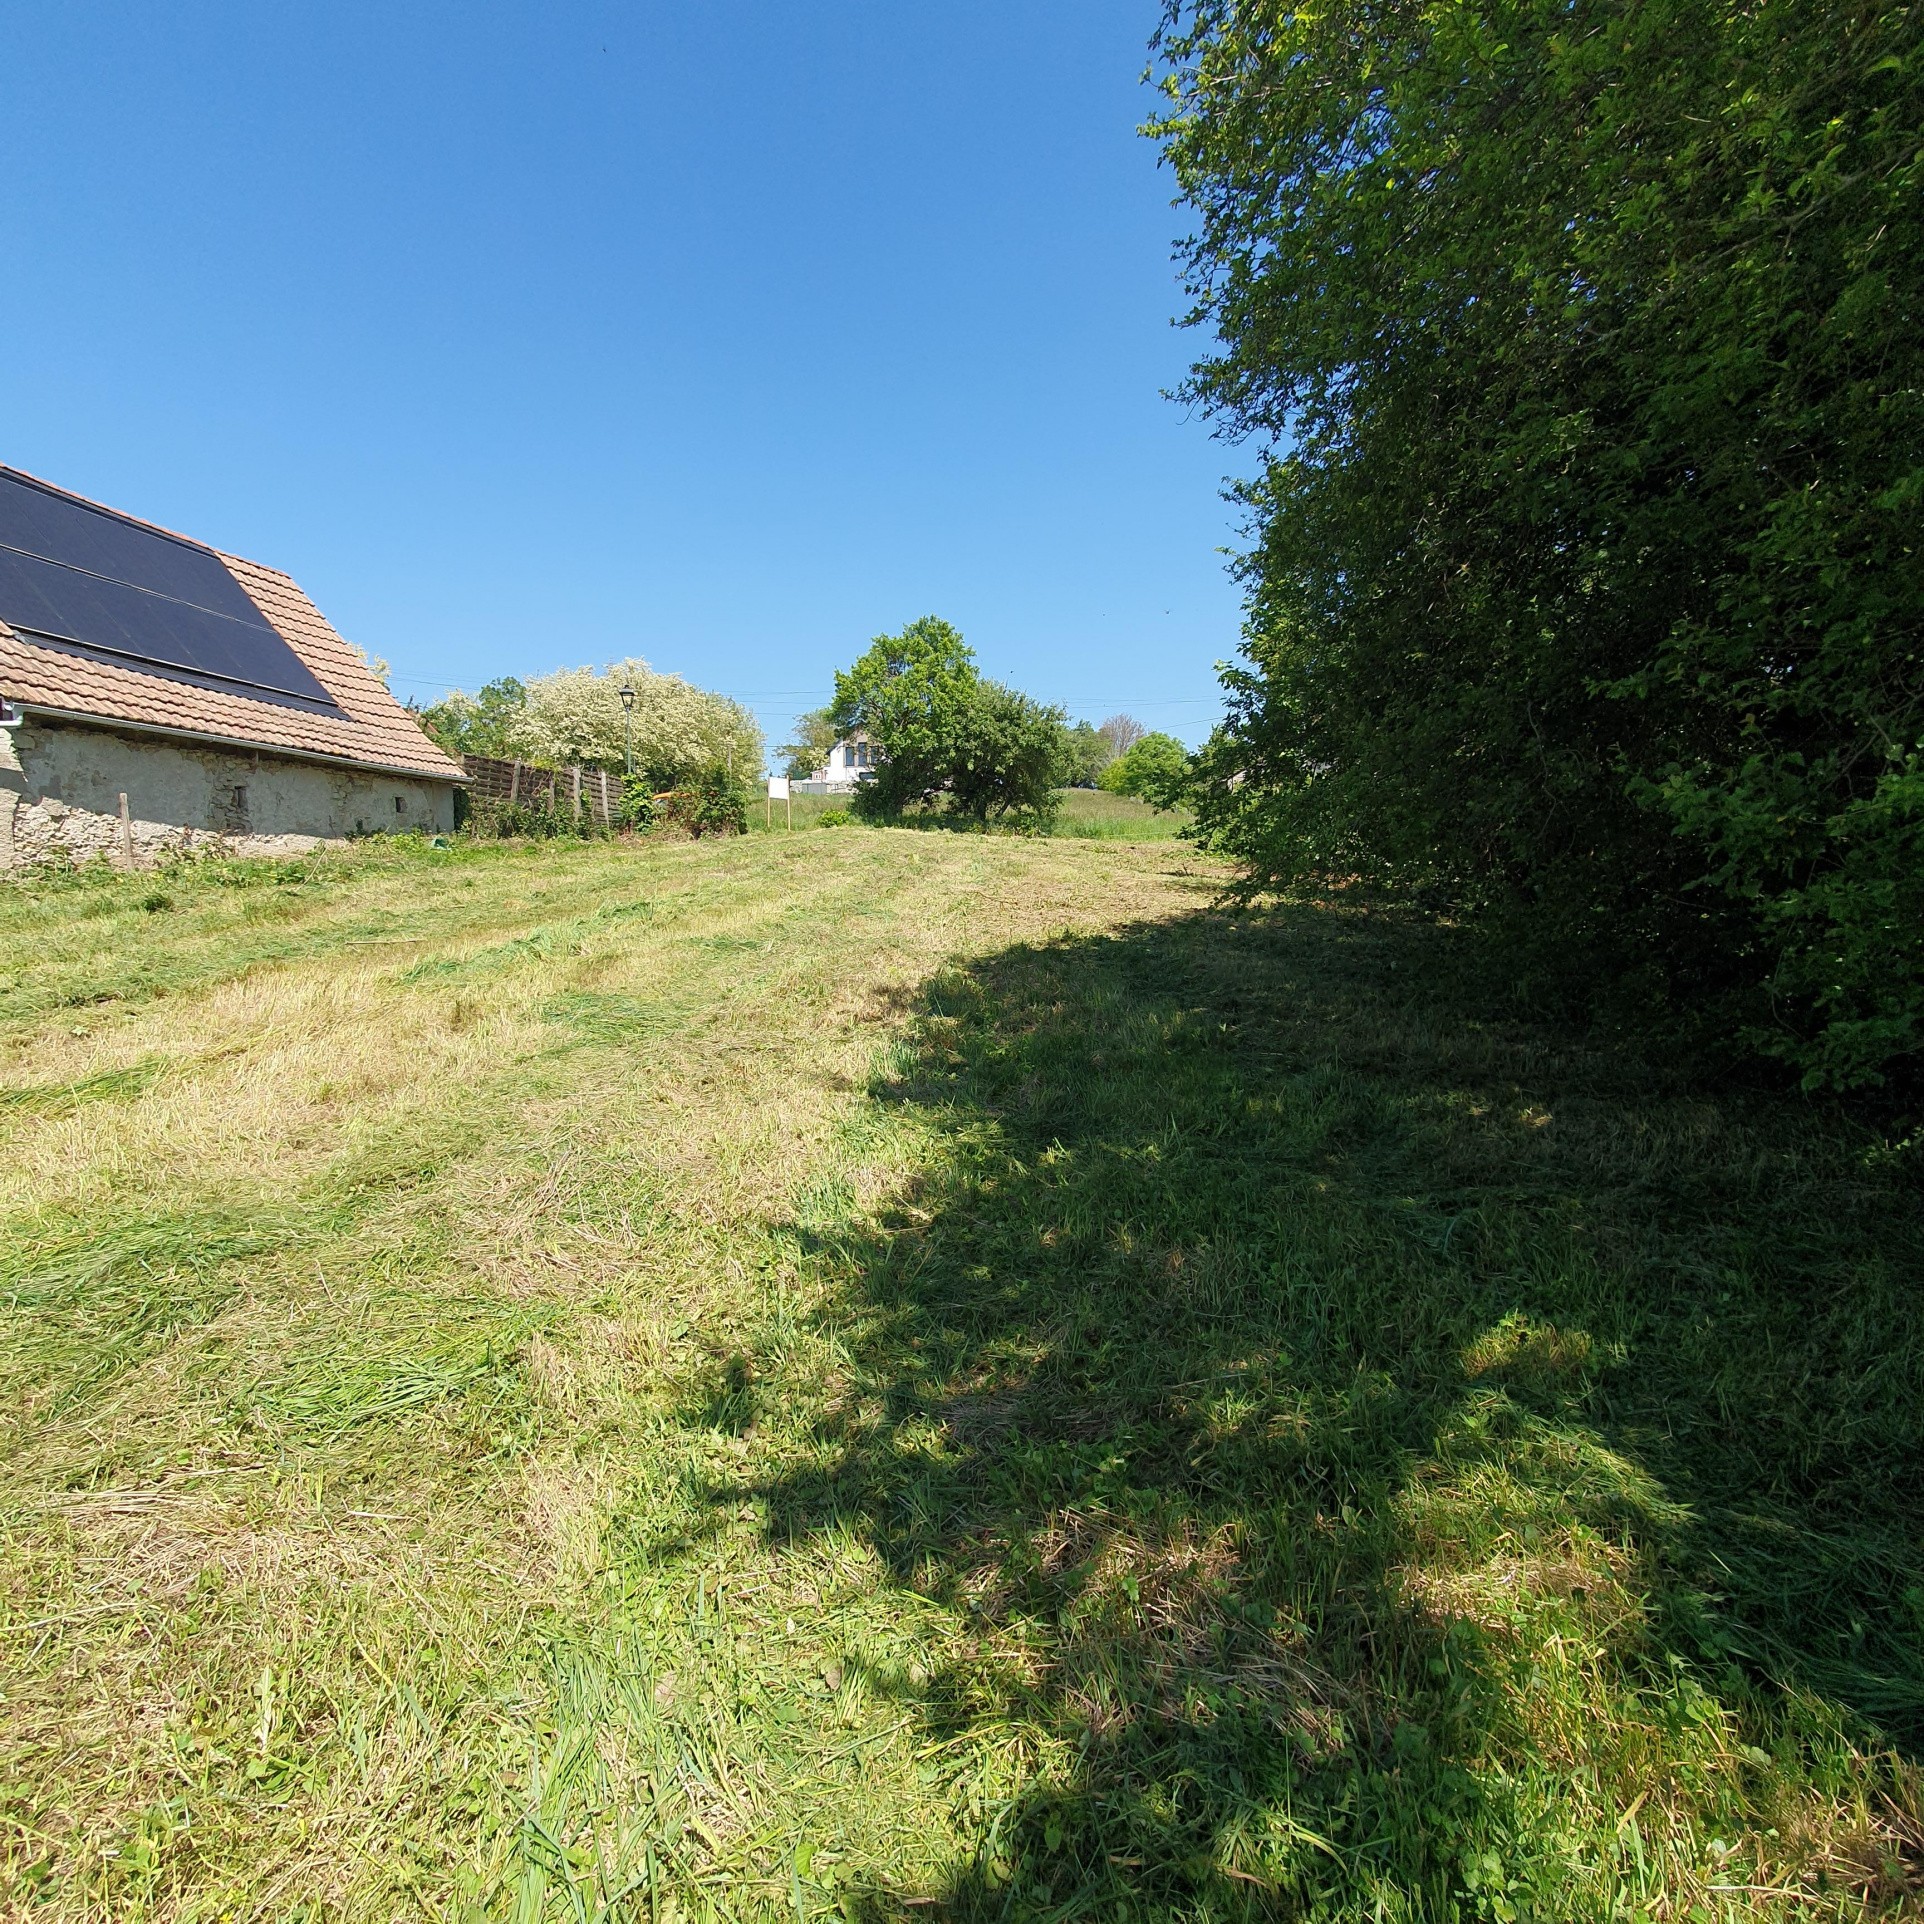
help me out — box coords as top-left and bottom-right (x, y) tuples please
(619, 683), (635, 779)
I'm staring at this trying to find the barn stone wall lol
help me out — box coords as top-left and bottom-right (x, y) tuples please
(0, 718), (457, 867)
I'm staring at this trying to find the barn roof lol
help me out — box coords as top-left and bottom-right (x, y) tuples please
(0, 467), (462, 783)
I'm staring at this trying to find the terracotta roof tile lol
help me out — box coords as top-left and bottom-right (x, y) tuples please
(0, 486), (461, 782)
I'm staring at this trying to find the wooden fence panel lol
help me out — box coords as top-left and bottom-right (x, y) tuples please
(461, 753), (619, 825)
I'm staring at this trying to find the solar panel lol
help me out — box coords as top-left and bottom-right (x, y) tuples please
(0, 469), (336, 706)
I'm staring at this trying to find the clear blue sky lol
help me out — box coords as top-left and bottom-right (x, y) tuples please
(0, 2), (1243, 759)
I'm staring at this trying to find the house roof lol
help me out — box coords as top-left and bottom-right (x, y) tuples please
(0, 468), (462, 783)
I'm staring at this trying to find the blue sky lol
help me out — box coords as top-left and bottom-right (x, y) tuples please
(0, 2), (1243, 759)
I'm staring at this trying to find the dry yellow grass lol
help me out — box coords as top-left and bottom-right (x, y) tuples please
(0, 830), (1214, 1919)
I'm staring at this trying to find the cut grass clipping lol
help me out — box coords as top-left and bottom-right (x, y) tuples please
(0, 829), (1919, 1920)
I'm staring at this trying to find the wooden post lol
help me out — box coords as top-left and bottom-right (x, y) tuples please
(510, 759), (522, 805)
(598, 768), (611, 826)
(117, 791), (134, 868)
(571, 764), (582, 824)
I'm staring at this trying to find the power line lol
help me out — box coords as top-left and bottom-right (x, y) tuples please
(381, 671), (1222, 723)
(386, 670), (1217, 706)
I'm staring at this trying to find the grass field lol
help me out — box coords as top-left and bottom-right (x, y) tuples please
(1047, 790), (1191, 841)
(742, 794), (849, 833)
(740, 790), (1190, 840)
(0, 830), (1919, 1921)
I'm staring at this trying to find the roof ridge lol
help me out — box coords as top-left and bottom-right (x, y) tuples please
(0, 462), (236, 558)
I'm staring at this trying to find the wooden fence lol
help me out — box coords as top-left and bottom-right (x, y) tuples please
(460, 754), (621, 827)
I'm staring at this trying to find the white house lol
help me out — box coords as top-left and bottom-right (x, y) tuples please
(795, 733), (878, 795)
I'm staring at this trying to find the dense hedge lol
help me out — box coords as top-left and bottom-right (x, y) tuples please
(1155, 0), (1923, 1090)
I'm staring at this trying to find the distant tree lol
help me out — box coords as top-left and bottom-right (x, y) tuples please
(1098, 714), (1146, 758)
(1100, 731), (1190, 807)
(418, 677), (526, 758)
(779, 708), (842, 781)
(510, 659), (762, 786)
(830, 617), (981, 816)
(947, 682), (1073, 824)
(1063, 720), (1114, 788)
(830, 617), (1071, 823)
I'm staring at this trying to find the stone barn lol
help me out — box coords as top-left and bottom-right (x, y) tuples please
(0, 465), (462, 866)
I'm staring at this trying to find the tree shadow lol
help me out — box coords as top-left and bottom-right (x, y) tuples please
(707, 898), (1924, 1915)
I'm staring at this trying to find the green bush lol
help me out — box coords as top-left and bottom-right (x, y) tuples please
(1155, 0), (1924, 1091)
(1098, 732), (1190, 808)
(619, 774), (658, 833)
(417, 677), (526, 759)
(658, 764), (750, 838)
(465, 797), (610, 842)
(941, 680), (1068, 827)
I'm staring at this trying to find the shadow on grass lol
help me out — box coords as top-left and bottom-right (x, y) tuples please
(725, 899), (1924, 1915)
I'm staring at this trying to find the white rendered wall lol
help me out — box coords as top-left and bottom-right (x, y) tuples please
(806, 739), (874, 793)
(0, 718), (456, 867)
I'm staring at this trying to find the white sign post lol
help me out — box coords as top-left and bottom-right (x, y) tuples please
(766, 774), (790, 831)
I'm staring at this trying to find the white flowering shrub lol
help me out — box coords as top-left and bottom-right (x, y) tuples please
(507, 658), (762, 786)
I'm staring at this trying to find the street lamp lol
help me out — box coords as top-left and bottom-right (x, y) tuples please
(619, 683), (635, 778)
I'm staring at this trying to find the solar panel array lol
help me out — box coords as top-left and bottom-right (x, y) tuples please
(0, 469), (336, 706)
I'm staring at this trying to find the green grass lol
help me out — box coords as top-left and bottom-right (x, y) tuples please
(743, 788), (1190, 839)
(1049, 787), (1193, 839)
(742, 792), (853, 833)
(0, 831), (1918, 1919)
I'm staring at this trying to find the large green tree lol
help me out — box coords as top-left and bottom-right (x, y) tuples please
(947, 680), (1074, 822)
(830, 617), (1069, 823)
(829, 617), (980, 816)
(1154, 0), (1924, 1089)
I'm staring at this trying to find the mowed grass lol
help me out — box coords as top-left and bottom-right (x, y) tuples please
(0, 832), (1918, 1921)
